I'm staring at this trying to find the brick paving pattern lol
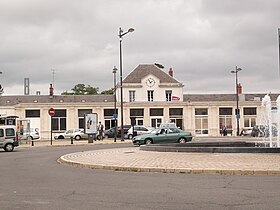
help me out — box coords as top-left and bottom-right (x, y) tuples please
(58, 147), (280, 175)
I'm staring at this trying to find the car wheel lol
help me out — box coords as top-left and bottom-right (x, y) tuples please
(4, 143), (14, 152)
(27, 136), (33, 141)
(75, 135), (81, 140)
(178, 137), (186, 143)
(128, 134), (133, 140)
(145, 139), (153, 145)
(58, 136), (64, 139)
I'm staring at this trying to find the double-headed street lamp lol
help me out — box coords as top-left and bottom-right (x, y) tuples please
(231, 66), (242, 136)
(112, 66), (118, 142)
(118, 27), (134, 141)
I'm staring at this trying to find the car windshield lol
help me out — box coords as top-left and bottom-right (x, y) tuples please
(151, 129), (160, 134)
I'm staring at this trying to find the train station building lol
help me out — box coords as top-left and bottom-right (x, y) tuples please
(0, 64), (278, 139)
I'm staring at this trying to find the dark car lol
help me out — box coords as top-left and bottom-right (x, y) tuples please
(104, 127), (118, 138)
(117, 125), (131, 138)
(104, 125), (131, 138)
(251, 125), (278, 137)
(132, 127), (192, 145)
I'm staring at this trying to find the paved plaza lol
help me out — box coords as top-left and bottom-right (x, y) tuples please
(34, 137), (280, 176)
(16, 137), (280, 175)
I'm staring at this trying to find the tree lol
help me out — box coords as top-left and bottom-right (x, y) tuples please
(61, 84), (99, 95)
(61, 84), (114, 95)
(154, 63), (164, 69)
(101, 89), (113, 95)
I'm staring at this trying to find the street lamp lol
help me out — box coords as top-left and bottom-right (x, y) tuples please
(112, 66), (118, 142)
(119, 27), (134, 141)
(231, 66), (242, 136)
(0, 71), (3, 95)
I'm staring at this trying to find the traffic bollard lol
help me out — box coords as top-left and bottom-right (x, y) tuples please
(71, 136), (73, 144)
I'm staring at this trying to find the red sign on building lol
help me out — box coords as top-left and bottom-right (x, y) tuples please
(48, 108), (55, 117)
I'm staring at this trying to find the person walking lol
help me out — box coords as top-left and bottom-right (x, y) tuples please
(98, 121), (104, 140)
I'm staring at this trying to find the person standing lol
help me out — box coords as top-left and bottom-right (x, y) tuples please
(98, 121), (104, 140)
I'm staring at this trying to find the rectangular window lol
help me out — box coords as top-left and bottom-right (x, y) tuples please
(130, 109), (144, 117)
(169, 108), (183, 117)
(195, 108), (208, 135)
(166, 90), (172, 101)
(25, 110), (40, 118)
(219, 108), (233, 135)
(52, 109), (66, 131)
(130, 109), (144, 126)
(243, 107), (257, 128)
(104, 109), (118, 117)
(78, 109), (92, 129)
(129, 91), (135, 102)
(151, 118), (162, 128)
(219, 108), (232, 115)
(150, 108), (163, 116)
(243, 107), (256, 115)
(6, 128), (15, 137)
(147, 90), (154, 102)
(0, 129), (3, 137)
(195, 108), (208, 115)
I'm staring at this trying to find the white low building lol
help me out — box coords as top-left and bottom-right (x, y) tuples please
(0, 64), (278, 139)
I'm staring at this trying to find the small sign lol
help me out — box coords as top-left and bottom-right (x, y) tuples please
(84, 113), (98, 134)
(113, 114), (118, 120)
(172, 96), (180, 101)
(236, 114), (240, 119)
(48, 108), (55, 116)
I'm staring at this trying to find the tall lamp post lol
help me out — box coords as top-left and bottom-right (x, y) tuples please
(112, 66), (118, 142)
(231, 66), (242, 136)
(118, 27), (134, 141)
(0, 71), (3, 95)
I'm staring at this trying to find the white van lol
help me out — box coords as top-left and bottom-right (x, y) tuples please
(0, 126), (19, 152)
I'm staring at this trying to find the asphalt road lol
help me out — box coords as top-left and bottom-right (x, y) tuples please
(1, 144), (280, 210)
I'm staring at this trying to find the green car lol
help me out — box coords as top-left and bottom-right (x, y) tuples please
(132, 127), (192, 145)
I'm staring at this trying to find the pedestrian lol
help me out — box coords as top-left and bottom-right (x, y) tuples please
(98, 121), (104, 140)
(222, 126), (227, 136)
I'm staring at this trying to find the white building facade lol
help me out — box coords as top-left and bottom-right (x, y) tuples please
(0, 64), (278, 139)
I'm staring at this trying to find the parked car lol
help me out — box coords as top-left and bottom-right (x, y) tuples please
(132, 127), (192, 146)
(54, 129), (88, 140)
(22, 128), (40, 140)
(127, 125), (154, 139)
(117, 125), (131, 138)
(104, 127), (118, 138)
(251, 125), (278, 137)
(0, 125), (18, 152)
(240, 128), (252, 136)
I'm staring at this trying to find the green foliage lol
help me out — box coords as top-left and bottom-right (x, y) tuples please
(61, 84), (113, 95)
(154, 63), (164, 69)
(101, 89), (113, 95)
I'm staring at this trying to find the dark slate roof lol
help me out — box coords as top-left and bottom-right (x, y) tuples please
(123, 64), (181, 84)
(0, 95), (114, 106)
(183, 93), (280, 102)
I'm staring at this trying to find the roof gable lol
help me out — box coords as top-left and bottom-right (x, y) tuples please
(123, 64), (181, 84)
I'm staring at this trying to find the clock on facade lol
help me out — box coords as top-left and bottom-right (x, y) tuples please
(146, 78), (155, 87)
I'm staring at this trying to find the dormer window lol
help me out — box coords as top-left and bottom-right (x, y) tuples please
(129, 91), (135, 102)
(147, 90), (154, 102)
(166, 90), (172, 101)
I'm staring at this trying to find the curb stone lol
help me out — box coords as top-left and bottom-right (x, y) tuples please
(57, 155), (280, 175)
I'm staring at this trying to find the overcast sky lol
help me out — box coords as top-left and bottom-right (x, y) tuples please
(0, 0), (279, 95)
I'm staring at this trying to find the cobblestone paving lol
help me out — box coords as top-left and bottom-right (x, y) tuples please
(59, 147), (280, 175)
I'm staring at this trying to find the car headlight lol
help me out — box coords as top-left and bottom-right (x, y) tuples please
(133, 136), (142, 140)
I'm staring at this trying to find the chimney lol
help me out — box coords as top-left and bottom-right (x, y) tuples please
(49, 84), (53, 96)
(237, 83), (242, 94)
(169, 67), (173, 77)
